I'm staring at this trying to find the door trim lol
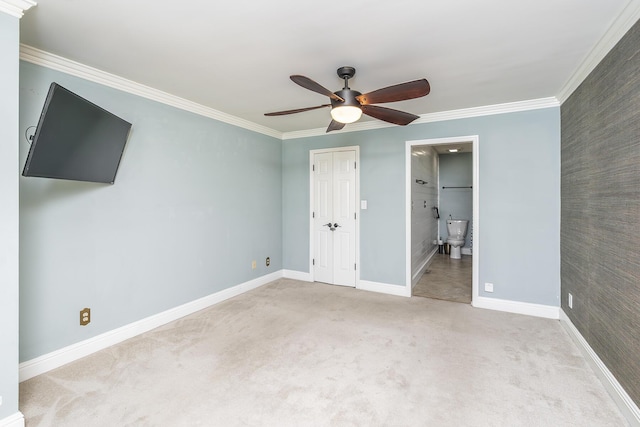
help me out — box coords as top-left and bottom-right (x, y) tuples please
(405, 136), (479, 304)
(309, 146), (360, 287)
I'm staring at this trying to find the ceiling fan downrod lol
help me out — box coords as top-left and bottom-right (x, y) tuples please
(336, 66), (356, 90)
(331, 66), (362, 113)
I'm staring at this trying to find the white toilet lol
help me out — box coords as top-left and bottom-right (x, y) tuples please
(446, 219), (469, 260)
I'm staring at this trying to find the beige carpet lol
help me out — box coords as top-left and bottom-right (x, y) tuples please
(413, 254), (472, 303)
(20, 279), (626, 426)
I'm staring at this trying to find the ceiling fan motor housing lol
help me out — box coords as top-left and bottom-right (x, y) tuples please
(331, 89), (362, 109)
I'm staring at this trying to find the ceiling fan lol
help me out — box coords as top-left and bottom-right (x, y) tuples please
(265, 66), (430, 133)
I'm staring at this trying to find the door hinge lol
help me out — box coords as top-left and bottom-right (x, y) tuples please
(354, 263), (357, 270)
(313, 211), (315, 218)
(312, 164), (315, 171)
(313, 259), (315, 266)
(354, 162), (357, 169)
(354, 212), (357, 220)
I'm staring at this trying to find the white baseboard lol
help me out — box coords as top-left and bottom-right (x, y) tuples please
(19, 271), (283, 382)
(472, 296), (560, 319)
(358, 279), (410, 297)
(0, 412), (24, 427)
(282, 269), (312, 282)
(560, 310), (640, 426)
(286, 270), (409, 298)
(412, 247), (438, 287)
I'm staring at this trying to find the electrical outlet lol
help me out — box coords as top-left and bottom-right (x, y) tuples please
(568, 293), (573, 309)
(266, 257), (270, 267)
(251, 260), (257, 269)
(80, 308), (91, 326)
(484, 282), (494, 293)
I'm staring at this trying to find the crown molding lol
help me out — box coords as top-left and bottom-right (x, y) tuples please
(412, 97), (559, 124)
(19, 44), (283, 140)
(19, 45), (560, 142)
(14, 3), (637, 139)
(0, 0), (35, 18)
(557, 1), (640, 104)
(282, 97), (559, 140)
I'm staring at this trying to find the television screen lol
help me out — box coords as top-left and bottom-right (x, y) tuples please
(22, 83), (132, 184)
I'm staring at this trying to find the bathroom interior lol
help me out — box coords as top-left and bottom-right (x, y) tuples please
(411, 142), (473, 304)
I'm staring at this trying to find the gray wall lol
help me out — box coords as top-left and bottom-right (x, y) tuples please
(283, 108), (561, 305)
(439, 152), (473, 248)
(0, 11), (21, 421)
(561, 18), (640, 406)
(15, 43), (561, 376)
(410, 146), (438, 281)
(19, 62), (283, 361)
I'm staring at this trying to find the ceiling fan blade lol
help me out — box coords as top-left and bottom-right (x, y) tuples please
(265, 104), (330, 116)
(361, 105), (420, 125)
(290, 75), (344, 102)
(326, 120), (346, 133)
(356, 79), (430, 105)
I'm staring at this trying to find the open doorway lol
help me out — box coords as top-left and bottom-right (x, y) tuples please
(405, 136), (479, 304)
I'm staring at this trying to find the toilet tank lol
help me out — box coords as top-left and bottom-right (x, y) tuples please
(446, 220), (468, 238)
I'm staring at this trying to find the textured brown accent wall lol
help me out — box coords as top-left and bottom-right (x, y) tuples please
(561, 18), (640, 406)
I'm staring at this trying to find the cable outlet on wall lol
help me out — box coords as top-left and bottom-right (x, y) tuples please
(568, 293), (573, 309)
(251, 260), (257, 269)
(484, 282), (494, 293)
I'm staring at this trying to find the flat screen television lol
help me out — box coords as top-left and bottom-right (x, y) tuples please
(22, 82), (132, 184)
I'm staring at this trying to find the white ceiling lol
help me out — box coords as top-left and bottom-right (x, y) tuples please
(18, 0), (637, 134)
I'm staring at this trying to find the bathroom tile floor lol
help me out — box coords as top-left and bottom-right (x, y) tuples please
(413, 253), (472, 303)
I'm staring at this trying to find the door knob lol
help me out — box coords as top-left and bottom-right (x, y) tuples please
(333, 223), (341, 228)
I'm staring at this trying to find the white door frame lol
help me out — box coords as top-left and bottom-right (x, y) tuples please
(405, 136), (479, 304)
(309, 146), (360, 286)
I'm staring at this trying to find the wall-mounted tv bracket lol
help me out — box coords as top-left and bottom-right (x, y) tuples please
(24, 125), (36, 144)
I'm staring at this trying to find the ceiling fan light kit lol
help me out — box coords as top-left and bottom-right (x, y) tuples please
(265, 66), (430, 132)
(330, 106), (362, 124)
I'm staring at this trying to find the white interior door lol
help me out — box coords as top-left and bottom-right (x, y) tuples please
(313, 150), (356, 287)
